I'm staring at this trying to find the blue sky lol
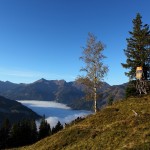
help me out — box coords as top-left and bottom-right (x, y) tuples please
(0, 0), (150, 85)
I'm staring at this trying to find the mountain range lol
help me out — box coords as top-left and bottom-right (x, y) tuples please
(0, 78), (127, 110)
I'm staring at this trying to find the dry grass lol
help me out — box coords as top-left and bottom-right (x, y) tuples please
(9, 94), (150, 150)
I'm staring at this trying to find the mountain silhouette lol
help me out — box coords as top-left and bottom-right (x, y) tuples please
(0, 79), (127, 110)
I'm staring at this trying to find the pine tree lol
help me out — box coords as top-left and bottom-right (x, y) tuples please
(125, 80), (137, 98)
(38, 116), (51, 140)
(30, 120), (38, 143)
(0, 118), (11, 149)
(8, 119), (38, 148)
(122, 13), (150, 80)
(52, 121), (63, 134)
(19, 119), (34, 146)
(9, 122), (21, 147)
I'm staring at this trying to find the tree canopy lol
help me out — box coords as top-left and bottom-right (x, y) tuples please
(122, 13), (150, 80)
(77, 33), (108, 112)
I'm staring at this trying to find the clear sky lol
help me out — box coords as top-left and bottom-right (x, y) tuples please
(0, 0), (150, 85)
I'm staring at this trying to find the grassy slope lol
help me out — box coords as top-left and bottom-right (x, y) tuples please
(13, 95), (150, 150)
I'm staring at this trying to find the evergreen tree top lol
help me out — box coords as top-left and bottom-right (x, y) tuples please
(122, 13), (150, 80)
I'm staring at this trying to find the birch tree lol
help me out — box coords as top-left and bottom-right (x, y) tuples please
(77, 33), (108, 113)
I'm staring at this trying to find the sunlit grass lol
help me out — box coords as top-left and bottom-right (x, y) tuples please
(9, 94), (150, 150)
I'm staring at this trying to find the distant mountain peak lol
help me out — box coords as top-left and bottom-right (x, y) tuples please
(53, 79), (66, 85)
(34, 78), (48, 83)
(39, 78), (47, 81)
(5, 81), (11, 83)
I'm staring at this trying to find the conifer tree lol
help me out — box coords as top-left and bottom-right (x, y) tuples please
(9, 122), (21, 147)
(52, 121), (63, 134)
(30, 120), (38, 143)
(38, 116), (51, 140)
(0, 118), (11, 149)
(122, 13), (150, 80)
(8, 119), (38, 147)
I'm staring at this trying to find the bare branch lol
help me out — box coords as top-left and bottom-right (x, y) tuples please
(76, 33), (109, 112)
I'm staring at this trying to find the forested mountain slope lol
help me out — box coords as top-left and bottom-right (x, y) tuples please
(0, 96), (41, 125)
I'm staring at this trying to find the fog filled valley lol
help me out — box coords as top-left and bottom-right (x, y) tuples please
(18, 100), (92, 127)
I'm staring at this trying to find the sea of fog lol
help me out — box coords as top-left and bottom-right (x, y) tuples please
(18, 100), (92, 127)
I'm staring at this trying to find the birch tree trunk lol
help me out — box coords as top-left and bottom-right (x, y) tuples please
(94, 87), (97, 113)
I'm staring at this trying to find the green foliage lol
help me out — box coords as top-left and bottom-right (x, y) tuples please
(107, 95), (114, 105)
(0, 118), (66, 149)
(125, 80), (137, 98)
(0, 119), (39, 149)
(122, 13), (150, 80)
(9, 119), (38, 147)
(0, 118), (11, 149)
(38, 116), (51, 140)
(30, 120), (38, 143)
(52, 121), (63, 134)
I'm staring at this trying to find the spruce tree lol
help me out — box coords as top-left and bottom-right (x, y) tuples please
(122, 13), (150, 80)
(9, 122), (21, 147)
(52, 121), (63, 134)
(38, 117), (51, 140)
(8, 119), (38, 148)
(0, 119), (11, 149)
(30, 120), (38, 143)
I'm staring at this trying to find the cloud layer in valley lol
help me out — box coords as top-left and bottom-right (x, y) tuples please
(18, 100), (92, 127)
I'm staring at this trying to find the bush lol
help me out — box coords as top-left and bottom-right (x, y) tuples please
(125, 80), (137, 98)
(107, 95), (114, 106)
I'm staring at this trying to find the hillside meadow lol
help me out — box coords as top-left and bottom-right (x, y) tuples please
(9, 94), (150, 150)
